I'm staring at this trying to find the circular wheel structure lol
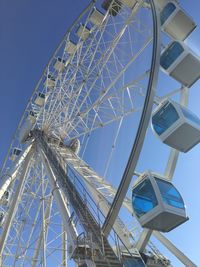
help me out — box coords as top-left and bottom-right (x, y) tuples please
(0, 0), (199, 266)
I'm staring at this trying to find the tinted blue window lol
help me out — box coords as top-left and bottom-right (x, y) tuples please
(181, 106), (200, 126)
(155, 178), (185, 209)
(160, 2), (176, 25)
(160, 42), (184, 70)
(152, 102), (180, 135)
(132, 179), (158, 218)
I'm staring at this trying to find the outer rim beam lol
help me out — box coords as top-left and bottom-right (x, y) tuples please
(102, 0), (161, 236)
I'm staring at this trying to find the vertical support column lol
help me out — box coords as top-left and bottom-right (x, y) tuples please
(62, 224), (67, 267)
(164, 86), (189, 180)
(42, 165), (46, 267)
(136, 229), (153, 252)
(0, 145), (32, 200)
(0, 148), (33, 265)
(39, 147), (78, 250)
(32, 196), (53, 267)
(154, 231), (197, 267)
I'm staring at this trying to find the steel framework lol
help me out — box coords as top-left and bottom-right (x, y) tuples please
(0, 0), (198, 266)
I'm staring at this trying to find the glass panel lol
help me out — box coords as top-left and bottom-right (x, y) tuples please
(123, 256), (146, 267)
(152, 102), (180, 135)
(155, 178), (185, 209)
(132, 179), (158, 218)
(39, 93), (45, 99)
(160, 41), (184, 70)
(160, 2), (176, 25)
(14, 149), (21, 156)
(181, 106), (200, 126)
(3, 191), (9, 198)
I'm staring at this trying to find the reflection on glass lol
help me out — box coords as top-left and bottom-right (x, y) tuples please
(160, 2), (176, 25)
(152, 102), (180, 135)
(155, 178), (185, 209)
(160, 42), (184, 70)
(132, 179), (158, 218)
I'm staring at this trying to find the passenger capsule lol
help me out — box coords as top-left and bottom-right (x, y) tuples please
(89, 8), (105, 27)
(34, 92), (46, 107)
(65, 40), (78, 55)
(0, 190), (10, 205)
(152, 99), (200, 152)
(76, 24), (90, 41)
(153, 0), (167, 10)
(0, 211), (5, 227)
(44, 74), (56, 89)
(69, 139), (80, 155)
(160, 41), (200, 87)
(160, 2), (196, 41)
(132, 171), (188, 232)
(120, 0), (136, 9)
(10, 148), (22, 161)
(19, 111), (37, 143)
(54, 57), (66, 72)
(102, 0), (122, 16)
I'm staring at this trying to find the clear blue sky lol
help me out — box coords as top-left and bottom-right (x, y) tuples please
(0, 0), (200, 266)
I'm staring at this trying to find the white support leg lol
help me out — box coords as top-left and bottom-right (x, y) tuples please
(32, 196), (53, 267)
(42, 166), (46, 267)
(0, 145), (33, 201)
(39, 147), (78, 251)
(0, 148), (33, 265)
(62, 224), (67, 267)
(154, 231), (197, 267)
(136, 229), (153, 252)
(164, 87), (189, 180)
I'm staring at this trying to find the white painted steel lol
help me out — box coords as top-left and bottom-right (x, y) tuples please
(39, 147), (78, 249)
(0, 148), (33, 263)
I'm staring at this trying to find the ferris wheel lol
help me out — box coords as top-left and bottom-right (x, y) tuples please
(0, 0), (199, 266)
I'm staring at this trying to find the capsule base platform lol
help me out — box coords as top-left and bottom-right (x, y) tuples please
(143, 211), (189, 232)
(164, 123), (200, 153)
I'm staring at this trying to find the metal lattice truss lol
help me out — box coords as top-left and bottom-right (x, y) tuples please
(0, 0), (198, 266)
(36, 6), (152, 141)
(0, 140), (166, 266)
